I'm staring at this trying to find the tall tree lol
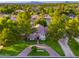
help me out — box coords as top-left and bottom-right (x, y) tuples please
(0, 17), (19, 46)
(16, 12), (31, 36)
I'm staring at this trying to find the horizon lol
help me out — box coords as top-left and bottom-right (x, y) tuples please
(0, 1), (79, 3)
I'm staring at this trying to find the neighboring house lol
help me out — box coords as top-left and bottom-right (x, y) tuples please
(0, 14), (17, 21)
(31, 14), (39, 21)
(0, 14), (4, 18)
(30, 14), (39, 27)
(10, 10), (25, 21)
(15, 10), (25, 13)
(69, 14), (75, 18)
(2, 14), (10, 18)
(10, 15), (17, 21)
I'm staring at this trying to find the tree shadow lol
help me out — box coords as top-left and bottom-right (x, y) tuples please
(0, 49), (18, 56)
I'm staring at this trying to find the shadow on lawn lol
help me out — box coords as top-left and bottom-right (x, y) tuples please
(0, 41), (28, 56)
(0, 49), (18, 56)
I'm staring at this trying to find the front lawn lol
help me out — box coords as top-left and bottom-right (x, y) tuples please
(68, 38), (79, 56)
(45, 39), (65, 56)
(0, 40), (36, 56)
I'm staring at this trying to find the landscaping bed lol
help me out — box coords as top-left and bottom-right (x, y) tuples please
(28, 46), (49, 56)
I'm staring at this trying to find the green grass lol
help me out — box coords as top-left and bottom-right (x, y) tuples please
(45, 39), (65, 56)
(36, 39), (65, 56)
(0, 40), (37, 56)
(68, 38), (79, 56)
(0, 39), (65, 56)
(28, 49), (49, 56)
(25, 40), (37, 45)
(39, 40), (46, 44)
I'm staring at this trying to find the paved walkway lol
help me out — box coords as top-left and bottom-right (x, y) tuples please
(18, 46), (32, 57)
(58, 37), (75, 57)
(74, 37), (79, 43)
(18, 44), (60, 57)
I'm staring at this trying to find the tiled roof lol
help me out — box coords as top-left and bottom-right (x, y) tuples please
(44, 14), (51, 19)
(35, 24), (46, 35)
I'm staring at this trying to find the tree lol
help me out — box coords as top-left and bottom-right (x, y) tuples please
(47, 15), (66, 40)
(34, 18), (47, 27)
(16, 12), (31, 37)
(0, 6), (14, 14)
(65, 16), (79, 38)
(0, 17), (19, 46)
(47, 12), (72, 40)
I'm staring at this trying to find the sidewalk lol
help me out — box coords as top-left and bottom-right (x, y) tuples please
(58, 37), (75, 57)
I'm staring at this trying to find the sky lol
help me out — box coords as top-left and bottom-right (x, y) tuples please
(0, 0), (79, 2)
(0, 0), (79, 3)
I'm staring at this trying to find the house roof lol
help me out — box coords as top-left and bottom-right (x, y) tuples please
(15, 10), (24, 12)
(44, 14), (51, 19)
(34, 24), (46, 35)
(31, 15), (39, 20)
(10, 15), (17, 21)
(69, 14), (75, 18)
